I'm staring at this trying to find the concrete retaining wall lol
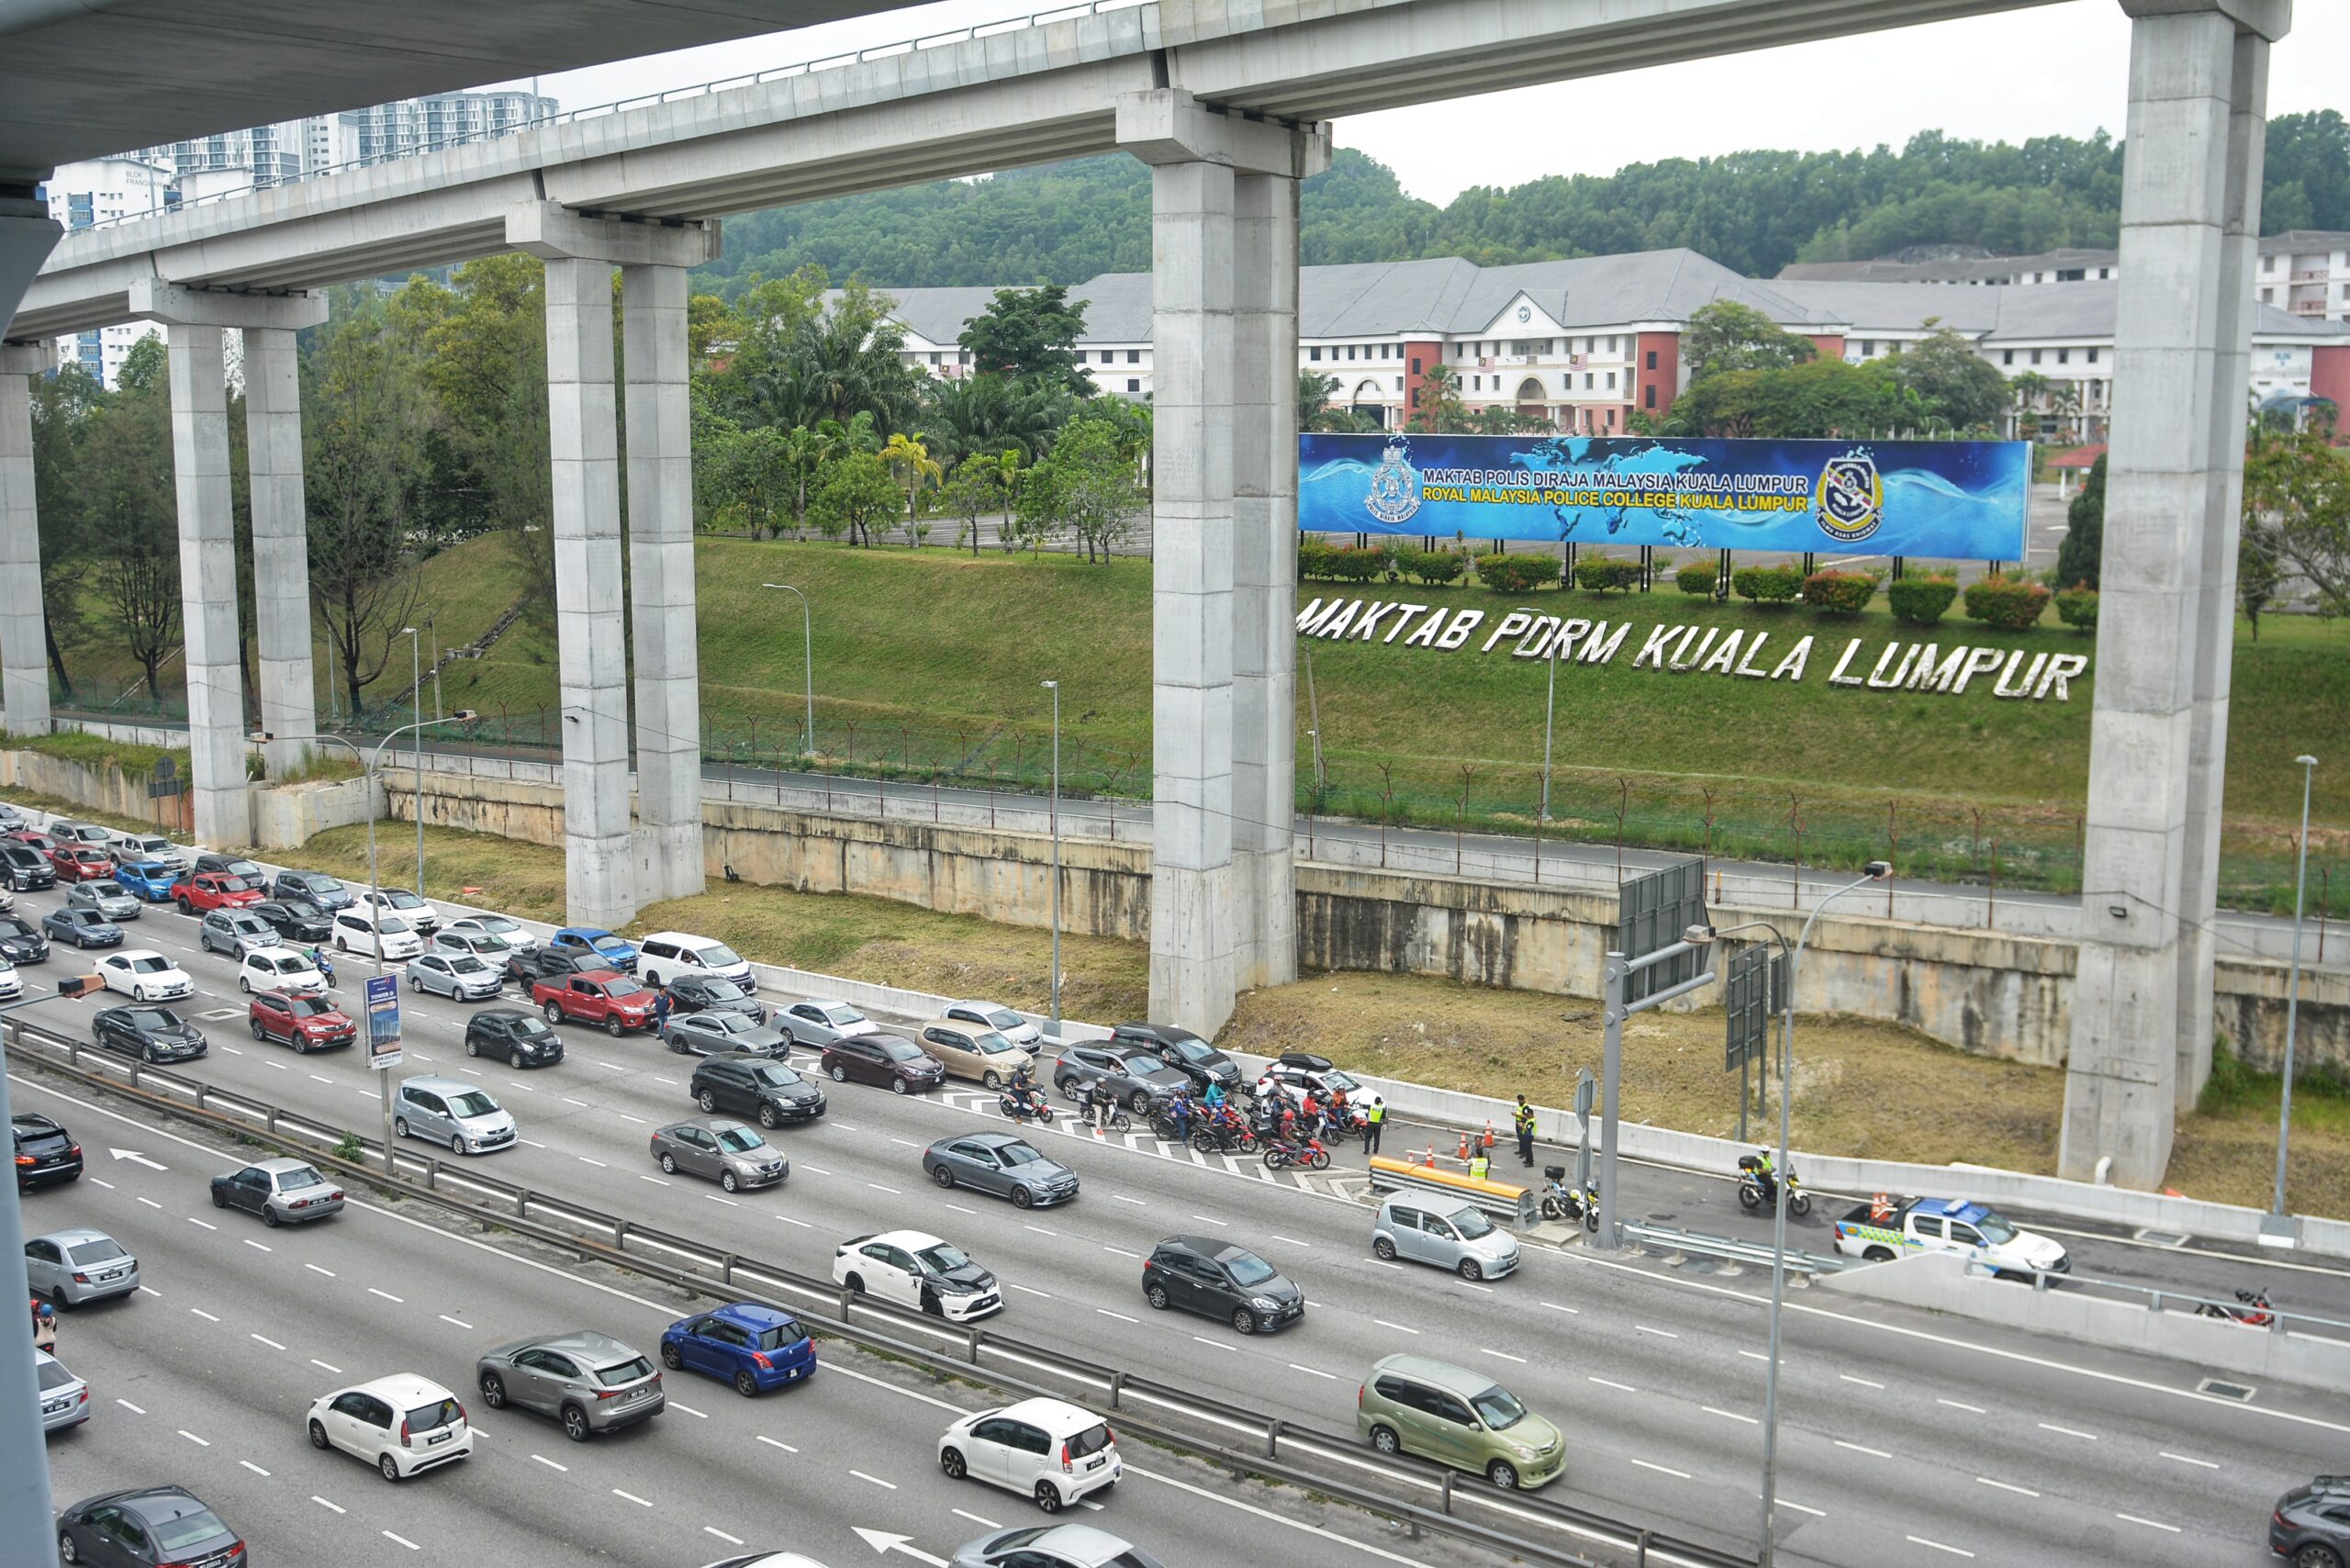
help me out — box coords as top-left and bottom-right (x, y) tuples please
(1817, 1248), (2350, 1394)
(0, 748), (194, 832)
(250, 776), (379, 852)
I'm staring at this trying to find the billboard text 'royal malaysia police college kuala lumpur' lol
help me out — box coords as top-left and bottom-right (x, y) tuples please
(1298, 432), (2031, 559)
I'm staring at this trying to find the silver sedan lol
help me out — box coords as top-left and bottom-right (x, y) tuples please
(664, 1010), (792, 1058)
(25, 1226), (140, 1306)
(65, 880), (142, 922)
(648, 1118), (789, 1193)
(408, 951), (504, 1001)
(36, 1350), (89, 1434)
(209, 1157), (344, 1226)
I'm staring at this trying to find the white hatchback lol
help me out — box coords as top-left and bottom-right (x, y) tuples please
(938, 1396), (1120, 1512)
(239, 946), (325, 996)
(95, 949), (192, 1002)
(307, 1373), (474, 1482)
(332, 909), (423, 961)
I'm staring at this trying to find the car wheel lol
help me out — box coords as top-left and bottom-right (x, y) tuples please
(1130, 1090), (1152, 1114)
(605, 1014), (625, 1038)
(1863, 1247), (1895, 1263)
(291, 1034), (309, 1056)
(660, 1343), (682, 1370)
(845, 1273), (866, 1295)
(940, 1447), (968, 1481)
(210, 1187), (228, 1209)
(890, 1077), (908, 1096)
(2293, 1547), (2345, 1568)
(721, 1169), (740, 1193)
(143, 1046), (162, 1065)
(1011, 1186), (1035, 1210)
(932, 1165), (955, 1190)
(308, 1418), (330, 1450)
(982, 1070), (1002, 1091)
(59, 1532), (79, 1564)
(1370, 1423), (1401, 1456)
(479, 1372), (507, 1409)
(175, 899), (191, 915)
(669, 1034), (688, 1055)
(262, 1206), (280, 1229)
(450, 1134), (465, 1157)
(920, 1287), (940, 1316)
(698, 1089), (720, 1113)
(1147, 1284), (1170, 1310)
(466, 1036), (481, 1058)
(659, 1153), (677, 1174)
(1033, 1481), (1063, 1514)
(133, 987), (147, 1002)
(733, 1371), (759, 1398)
(757, 1105), (779, 1129)
(1458, 1258), (1483, 1282)
(1232, 1307), (1257, 1335)
(250, 1019), (267, 1041)
(379, 1452), (402, 1483)
(829, 1064), (847, 1082)
(394, 1117), (409, 1138)
(561, 1404), (591, 1443)
(1487, 1459), (1520, 1491)
(543, 1002), (564, 1025)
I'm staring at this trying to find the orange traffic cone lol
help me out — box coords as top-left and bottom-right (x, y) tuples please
(1456, 1131), (1472, 1161)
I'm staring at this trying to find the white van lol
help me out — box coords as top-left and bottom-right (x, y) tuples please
(636, 931), (755, 991)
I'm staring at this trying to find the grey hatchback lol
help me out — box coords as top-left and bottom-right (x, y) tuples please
(476, 1329), (665, 1441)
(649, 1117), (789, 1191)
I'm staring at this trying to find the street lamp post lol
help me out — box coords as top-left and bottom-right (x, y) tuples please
(762, 583), (815, 756)
(1685, 859), (1890, 1568)
(405, 627), (425, 898)
(1041, 679), (1061, 1044)
(2266, 754), (2322, 1247)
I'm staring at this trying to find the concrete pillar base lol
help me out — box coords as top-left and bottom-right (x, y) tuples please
(0, 342), (50, 736)
(244, 326), (319, 779)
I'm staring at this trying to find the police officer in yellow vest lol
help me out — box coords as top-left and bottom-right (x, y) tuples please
(1514, 1095), (1538, 1167)
(1362, 1095), (1384, 1158)
(1467, 1149), (1490, 1182)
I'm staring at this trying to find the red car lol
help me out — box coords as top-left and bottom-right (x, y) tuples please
(532, 969), (656, 1037)
(248, 991), (356, 1053)
(49, 845), (117, 882)
(6, 830), (58, 855)
(173, 871), (263, 914)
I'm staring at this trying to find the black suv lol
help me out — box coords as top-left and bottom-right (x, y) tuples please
(464, 1008), (565, 1069)
(92, 1005), (207, 1065)
(666, 973), (767, 1025)
(270, 870), (352, 912)
(0, 844), (54, 892)
(194, 852), (267, 880)
(505, 945), (599, 987)
(1141, 1235), (1304, 1336)
(0, 913), (49, 964)
(692, 1053), (827, 1129)
(2273, 1476), (2350, 1568)
(251, 898), (332, 945)
(1111, 1022), (1240, 1094)
(12, 1113), (82, 1191)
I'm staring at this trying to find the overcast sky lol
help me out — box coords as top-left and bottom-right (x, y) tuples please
(492, 0), (2345, 207)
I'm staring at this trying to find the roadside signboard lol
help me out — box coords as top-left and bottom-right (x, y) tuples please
(1725, 944), (1773, 1072)
(1617, 857), (1707, 1005)
(365, 974), (401, 1071)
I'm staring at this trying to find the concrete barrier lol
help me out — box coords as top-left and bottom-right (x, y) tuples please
(1366, 1155), (1538, 1227)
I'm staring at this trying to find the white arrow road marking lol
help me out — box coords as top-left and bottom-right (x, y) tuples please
(108, 1148), (167, 1170)
(850, 1529), (950, 1566)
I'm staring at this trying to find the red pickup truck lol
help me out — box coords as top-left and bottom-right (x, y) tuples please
(532, 970), (657, 1037)
(172, 872), (263, 915)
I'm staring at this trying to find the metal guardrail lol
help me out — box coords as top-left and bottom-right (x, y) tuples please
(1620, 1220), (1847, 1278)
(5, 1023), (1754, 1568)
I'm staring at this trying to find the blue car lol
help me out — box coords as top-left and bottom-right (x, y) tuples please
(658, 1303), (814, 1397)
(41, 908), (122, 950)
(552, 925), (637, 973)
(115, 860), (180, 902)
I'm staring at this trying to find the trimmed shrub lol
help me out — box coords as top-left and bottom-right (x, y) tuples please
(1674, 563), (1719, 596)
(1731, 563), (1804, 604)
(1296, 540), (1336, 580)
(1571, 555), (1642, 594)
(1477, 553), (1565, 593)
(1801, 569), (1877, 616)
(1886, 575), (1959, 626)
(1396, 547), (1468, 586)
(1963, 574), (2052, 631)
(2055, 584), (2098, 631)
(1326, 544), (1390, 583)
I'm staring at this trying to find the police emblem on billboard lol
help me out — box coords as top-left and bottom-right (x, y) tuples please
(1366, 440), (1423, 526)
(1814, 449), (1884, 543)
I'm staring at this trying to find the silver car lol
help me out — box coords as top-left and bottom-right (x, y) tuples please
(408, 950), (504, 1001)
(951, 1523), (1168, 1568)
(394, 1076), (517, 1155)
(199, 908), (277, 958)
(776, 997), (877, 1049)
(443, 913), (537, 951)
(36, 1350), (89, 1434)
(431, 929), (513, 963)
(25, 1226), (140, 1306)
(476, 1329), (666, 1441)
(65, 880), (141, 922)
(665, 1010), (792, 1059)
(209, 1156), (344, 1226)
(1371, 1193), (1521, 1282)
(942, 999), (1042, 1050)
(648, 1117), (788, 1192)
(112, 832), (189, 873)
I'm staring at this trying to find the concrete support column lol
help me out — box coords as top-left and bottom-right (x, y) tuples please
(622, 262), (705, 905)
(2062, 0), (2286, 1186)
(1231, 172), (1302, 992)
(131, 281), (327, 848)
(243, 327), (318, 778)
(509, 204), (719, 928)
(0, 342), (50, 735)
(1119, 92), (1328, 1036)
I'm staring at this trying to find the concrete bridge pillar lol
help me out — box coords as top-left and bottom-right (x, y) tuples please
(130, 281), (327, 847)
(2062, 0), (2287, 1187)
(1118, 91), (1327, 1036)
(0, 342), (50, 736)
(508, 204), (719, 926)
(242, 326), (319, 780)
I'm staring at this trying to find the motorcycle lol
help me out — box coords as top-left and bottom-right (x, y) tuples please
(1189, 1117), (1258, 1155)
(1147, 1103), (1195, 1143)
(1538, 1165), (1601, 1232)
(1262, 1135), (1331, 1172)
(2195, 1287), (2275, 1327)
(1736, 1153), (1812, 1218)
(997, 1090), (1055, 1125)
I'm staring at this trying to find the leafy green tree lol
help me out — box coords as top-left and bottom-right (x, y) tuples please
(942, 451), (1018, 554)
(1024, 417), (1142, 564)
(1680, 301), (1817, 384)
(807, 449), (901, 547)
(2242, 425), (2350, 621)
(306, 301), (427, 718)
(79, 336), (180, 702)
(959, 284), (1091, 394)
(1407, 364), (1469, 433)
(2057, 454), (2104, 589)
(28, 364), (105, 697)
(1667, 358), (1903, 439)
(922, 373), (1075, 469)
(1890, 319), (2011, 432)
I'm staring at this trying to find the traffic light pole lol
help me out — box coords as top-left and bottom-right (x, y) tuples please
(1595, 941), (1715, 1250)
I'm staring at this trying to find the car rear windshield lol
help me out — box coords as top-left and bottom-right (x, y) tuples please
(703, 1013), (754, 1033)
(1066, 1423), (1113, 1458)
(1224, 1252), (1277, 1287)
(149, 1508), (229, 1551)
(278, 1167), (326, 1192)
(384, 890), (423, 908)
(713, 1127), (765, 1154)
(67, 1239), (127, 1265)
(755, 1322), (804, 1351)
(307, 876), (346, 892)
(36, 1357), (75, 1392)
(881, 1039), (925, 1061)
(1470, 1384), (1527, 1430)
(594, 1355), (655, 1387)
(374, 916), (412, 935)
(406, 1396), (463, 1432)
(447, 1092), (500, 1119)
(91, 882), (126, 898)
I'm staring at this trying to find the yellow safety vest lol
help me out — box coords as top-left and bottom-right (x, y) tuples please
(1365, 1103), (1384, 1125)
(1468, 1156), (1490, 1181)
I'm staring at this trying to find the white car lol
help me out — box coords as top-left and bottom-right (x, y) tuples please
(637, 930), (755, 991)
(96, 949), (193, 1002)
(408, 950), (503, 1002)
(331, 908), (424, 961)
(0, 957), (18, 1001)
(833, 1229), (1002, 1322)
(306, 1373), (474, 1482)
(942, 1000), (1041, 1050)
(780, 998), (877, 1045)
(238, 946), (325, 996)
(431, 929), (512, 962)
(938, 1396), (1120, 1512)
(110, 832), (189, 872)
(443, 914), (537, 951)
(354, 887), (440, 935)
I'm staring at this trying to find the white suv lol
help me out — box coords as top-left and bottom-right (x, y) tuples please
(332, 908), (423, 960)
(239, 946), (326, 996)
(938, 1396), (1120, 1512)
(306, 1373), (474, 1482)
(637, 931), (755, 991)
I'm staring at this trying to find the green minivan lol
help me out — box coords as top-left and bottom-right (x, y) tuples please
(1355, 1352), (1565, 1491)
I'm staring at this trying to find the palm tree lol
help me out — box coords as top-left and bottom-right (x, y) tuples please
(880, 431), (942, 543)
(2047, 383), (2081, 442)
(2008, 371), (2050, 439)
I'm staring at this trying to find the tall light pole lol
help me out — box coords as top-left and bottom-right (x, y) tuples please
(762, 583), (815, 757)
(1042, 679), (1061, 1044)
(404, 627), (425, 896)
(2266, 754), (2321, 1246)
(1539, 640), (1559, 825)
(1685, 858), (1890, 1568)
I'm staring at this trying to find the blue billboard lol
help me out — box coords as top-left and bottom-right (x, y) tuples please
(1298, 433), (2031, 559)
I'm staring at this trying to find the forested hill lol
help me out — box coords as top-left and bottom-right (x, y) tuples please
(695, 110), (2350, 295)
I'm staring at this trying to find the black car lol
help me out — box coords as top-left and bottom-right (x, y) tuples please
(1112, 1022), (1241, 1093)
(665, 972), (767, 1025)
(505, 945), (599, 986)
(12, 1113), (82, 1191)
(250, 898), (331, 945)
(0, 913), (49, 964)
(194, 852), (266, 880)
(56, 1486), (246, 1568)
(1142, 1235), (1305, 1335)
(0, 844), (54, 892)
(269, 869), (352, 912)
(92, 1005), (207, 1065)
(2273, 1475), (2350, 1568)
(464, 1008), (566, 1068)
(691, 1053), (828, 1128)
(42, 907), (124, 950)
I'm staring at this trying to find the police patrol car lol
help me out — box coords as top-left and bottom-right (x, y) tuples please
(1832, 1194), (2070, 1281)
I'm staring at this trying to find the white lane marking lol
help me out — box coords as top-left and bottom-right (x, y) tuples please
(1739, 1350), (1769, 1361)
(241, 1238), (272, 1253)
(308, 1073), (330, 1083)
(1840, 1374), (1884, 1390)
(313, 1496), (345, 1515)
(866, 1182), (901, 1195)
(90, 1178), (115, 1190)
(592, 1060), (623, 1071)
(1454, 1281), (1493, 1294)
(1290, 1364), (1338, 1380)
(1588, 1377), (1635, 1393)
(670, 1401), (707, 1418)
(240, 1461), (269, 1476)
(951, 1508), (1000, 1530)
(2038, 1423), (2098, 1440)
(531, 1454), (567, 1472)
(1542, 1301), (1580, 1316)
(578, 1158), (608, 1169)
(187, 1217), (216, 1231)
(1775, 1500), (1827, 1518)
(640, 1175), (670, 1187)
(1102, 1245), (1140, 1259)
(368, 1288), (403, 1303)
(2161, 1451), (2220, 1469)
(116, 1398), (145, 1414)
(310, 1360), (341, 1374)
(250, 1334), (285, 1350)
(178, 1429), (209, 1446)
(890, 1137), (920, 1148)
(775, 1215), (813, 1230)
(563, 1097), (588, 1108)
(1937, 1398), (1986, 1414)
(1704, 1406), (1757, 1425)
(190, 1308), (219, 1323)
(613, 1489), (654, 1507)
(1373, 1320), (1419, 1336)
(138, 1197), (162, 1209)
(1008, 1284), (1051, 1298)
(1192, 1214), (1227, 1226)
(1479, 1348), (1527, 1364)
(1835, 1440), (1892, 1459)
(2116, 1514), (2180, 1533)
(1192, 1337), (1222, 1348)
(851, 1471), (898, 1490)
(384, 1532), (420, 1551)
(1630, 1459), (1690, 1478)
(945, 1204), (978, 1215)
(704, 1528), (744, 1546)
(438, 1315), (472, 1329)
(138, 1286), (161, 1298)
(652, 1077), (678, 1086)
(1272, 1236), (1311, 1249)
(1906, 1536), (1973, 1559)
(1113, 1194), (1147, 1206)
(757, 1435), (798, 1453)
(1635, 1325), (1678, 1338)
(1097, 1309), (1139, 1324)
(305, 1264), (335, 1277)
(800, 1164), (833, 1175)
(1976, 1477), (2040, 1497)
(1024, 1225), (1057, 1237)
(615, 1114), (644, 1126)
